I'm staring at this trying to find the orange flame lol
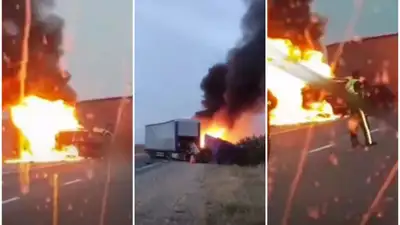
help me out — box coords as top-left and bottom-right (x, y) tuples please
(5, 96), (82, 163)
(200, 125), (226, 148)
(267, 38), (339, 125)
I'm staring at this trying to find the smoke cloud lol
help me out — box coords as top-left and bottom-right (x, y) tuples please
(3, 0), (76, 108)
(197, 0), (265, 127)
(196, 63), (228, 118)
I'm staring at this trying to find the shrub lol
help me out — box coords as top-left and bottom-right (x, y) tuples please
(236, 135), (266, 165)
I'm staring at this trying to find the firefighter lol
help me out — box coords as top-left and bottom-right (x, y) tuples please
(345, 71), (377, 148)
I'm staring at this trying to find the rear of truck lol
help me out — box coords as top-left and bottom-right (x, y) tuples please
(144, 119), (200, 161)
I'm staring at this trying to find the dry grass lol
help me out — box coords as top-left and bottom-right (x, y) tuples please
(202, 164), (265, 225)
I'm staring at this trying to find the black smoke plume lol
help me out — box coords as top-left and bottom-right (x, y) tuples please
(196, 63), (228, 118)
(196, 0), (265, 126)
(196, 0), (326, 126)
(3, 0), (76, 108)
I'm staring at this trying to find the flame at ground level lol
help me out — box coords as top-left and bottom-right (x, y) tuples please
(5, 96), (83, 163)
(200, 125), (227, 148)
(267, 38), (339, 125)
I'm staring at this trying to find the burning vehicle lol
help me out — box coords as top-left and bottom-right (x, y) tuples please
(3, 95), (114, 163)
(143, 118), (264, 165)
(5, 96), (83, 163)
(3, 0), (81, 163)
(4, 96), (113, 163)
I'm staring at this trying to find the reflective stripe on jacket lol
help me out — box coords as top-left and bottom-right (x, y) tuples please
(345, 79), (359, 95)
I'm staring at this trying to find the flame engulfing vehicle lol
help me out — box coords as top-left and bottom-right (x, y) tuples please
(56, 127), (112, 159)
(143, 118), (267, 165)
(5, 96), (83, 163)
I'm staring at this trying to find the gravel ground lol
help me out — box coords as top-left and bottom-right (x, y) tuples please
(135, 162), (208, 225)
(135, 162), (265, 225)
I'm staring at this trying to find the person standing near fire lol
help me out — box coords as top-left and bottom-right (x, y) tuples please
(344, 71), (377, 148)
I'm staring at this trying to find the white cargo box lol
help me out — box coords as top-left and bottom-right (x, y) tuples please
(144, 119), (200, 152)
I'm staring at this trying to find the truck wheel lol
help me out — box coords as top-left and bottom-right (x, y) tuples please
(146, 151), (156, 159)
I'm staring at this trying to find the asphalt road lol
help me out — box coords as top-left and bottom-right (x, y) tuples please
(2, 156), (133, 225)
(135, 153), (150, 169)
(134, 152), (168, 175)
(269, 118), (398, 225)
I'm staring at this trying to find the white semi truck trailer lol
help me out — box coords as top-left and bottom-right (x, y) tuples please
(144, 119), (201, 161)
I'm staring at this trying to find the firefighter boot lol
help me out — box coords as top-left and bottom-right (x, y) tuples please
(365, 141), (377, 147)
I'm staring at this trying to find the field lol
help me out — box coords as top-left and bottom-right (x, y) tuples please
(203, 164), (265, 225)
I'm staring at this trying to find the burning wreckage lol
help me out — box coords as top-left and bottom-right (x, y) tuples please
(144, 118), (264, 165)
(3, 0), (112, 163)
(4, 96), (112, 163)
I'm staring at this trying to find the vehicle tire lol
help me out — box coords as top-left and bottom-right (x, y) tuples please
(146, 151), (156, 159)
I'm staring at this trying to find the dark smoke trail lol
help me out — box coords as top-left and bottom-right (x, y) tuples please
(197, 0), (266, 127)
(3, 0), (76, 108)
(196, 63), (228, 118)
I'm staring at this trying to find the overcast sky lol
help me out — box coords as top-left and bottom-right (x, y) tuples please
(135, 0), (397, 143)
(55, 0), (133, 101)
(313, 0), (397, 44)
